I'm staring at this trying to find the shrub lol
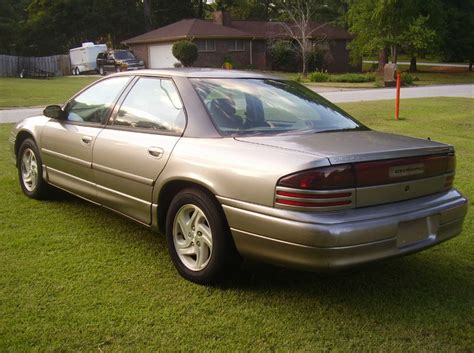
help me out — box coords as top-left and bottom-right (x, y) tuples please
(172, 40), (198, 67)
(401, 72), (415, 85)
(270, 40), (296, 71)
(328, 73), (376, 83)
(308, 71), (329, 82)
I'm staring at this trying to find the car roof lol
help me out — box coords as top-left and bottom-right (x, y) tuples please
(116, 68), (281, 79)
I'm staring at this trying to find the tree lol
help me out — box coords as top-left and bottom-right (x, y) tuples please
(348, 0), (441, 71)
(172, 40), (198, 67)
(279, 0), (328, 77)
(439, 0), (474, 71)
(0, 0), (29, 54)
(402, 16), (436, 72)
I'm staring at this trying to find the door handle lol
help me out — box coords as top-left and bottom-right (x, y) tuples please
(81, 136), (93, 144)
(148, 146), (164, 158)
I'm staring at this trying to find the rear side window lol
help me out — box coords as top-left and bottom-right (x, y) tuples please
(65, 76), (130, 124)
(113, 77), (185, 134)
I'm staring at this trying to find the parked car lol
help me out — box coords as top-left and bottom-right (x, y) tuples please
(70, 42), (107, 75)
(10, 69), (468, 284)
(96, 50), (145, 75)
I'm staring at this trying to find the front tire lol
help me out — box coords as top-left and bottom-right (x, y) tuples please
(17, 138), (50, 199)
(166, 188), (240, 284)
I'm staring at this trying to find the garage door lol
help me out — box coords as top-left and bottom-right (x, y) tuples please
(149, 44), (178, 68)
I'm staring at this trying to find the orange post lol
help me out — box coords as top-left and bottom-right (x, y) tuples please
(395, 72), (401, 120)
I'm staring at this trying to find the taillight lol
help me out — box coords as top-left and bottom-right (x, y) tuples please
(276, 153), (456, 210)
(278, 164), (355, 190)
(276, 165), (355, 210)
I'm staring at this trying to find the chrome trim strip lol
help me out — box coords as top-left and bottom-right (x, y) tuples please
(96, 183), (151, 206)
(93, 162), (154, 186)
(42, 148), (91, 168)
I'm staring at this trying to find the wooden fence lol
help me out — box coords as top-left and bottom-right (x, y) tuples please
(0, 54), (71, 77)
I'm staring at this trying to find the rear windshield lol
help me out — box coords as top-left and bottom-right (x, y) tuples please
(191, 78), (368, 136)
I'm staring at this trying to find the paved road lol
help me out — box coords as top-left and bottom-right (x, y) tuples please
(315, 84), (473, 103)
(1, 84), (472, 124)
(0, 107), (43, 124)
(363, 60), (470, 68)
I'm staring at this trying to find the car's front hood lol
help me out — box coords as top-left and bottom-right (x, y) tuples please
(235, 130), (453, 165)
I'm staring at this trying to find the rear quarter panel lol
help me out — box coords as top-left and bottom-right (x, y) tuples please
(153, 137), (330, 207)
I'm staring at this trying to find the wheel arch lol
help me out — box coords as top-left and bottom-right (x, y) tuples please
(156, 179), (223, 235)
(14, 130), (37, 166)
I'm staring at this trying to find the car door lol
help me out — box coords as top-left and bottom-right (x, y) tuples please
(41, 76), (132, 201)
(93, 76), (186, 224)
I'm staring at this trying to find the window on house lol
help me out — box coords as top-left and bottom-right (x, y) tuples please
(228, 39), (245, 52)
(196, 40), (216, 52)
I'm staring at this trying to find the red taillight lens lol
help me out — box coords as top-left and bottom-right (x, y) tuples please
(278, 164), (355, 190)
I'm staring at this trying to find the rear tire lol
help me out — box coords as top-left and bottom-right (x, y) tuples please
(17, 138), (51, 200)
(166, 188), (240, 284)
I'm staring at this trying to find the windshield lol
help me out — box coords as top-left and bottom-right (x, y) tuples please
(113, 51), (136, 60)
(191, 78), (368, 136)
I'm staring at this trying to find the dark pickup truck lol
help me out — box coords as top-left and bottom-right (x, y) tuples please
(96, 50), (145, 75)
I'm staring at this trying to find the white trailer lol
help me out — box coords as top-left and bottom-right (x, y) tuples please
(69, 42), (107, 75)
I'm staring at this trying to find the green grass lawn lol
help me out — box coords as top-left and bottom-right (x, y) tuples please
(0, 98), (473, 351)
(0, 77), (98, 108)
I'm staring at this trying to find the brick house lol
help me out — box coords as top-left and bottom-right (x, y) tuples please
(123, 11), (356, 72)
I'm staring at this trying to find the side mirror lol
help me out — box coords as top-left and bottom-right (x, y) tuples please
(43, 105), (66, 120)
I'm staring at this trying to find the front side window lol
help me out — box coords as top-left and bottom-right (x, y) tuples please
(65, 76), (130, 124)
(113, 77), (185, 134)
(191, 78), (368, 136)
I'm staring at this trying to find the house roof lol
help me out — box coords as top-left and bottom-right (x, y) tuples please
(124, 19), (253, 44)
(123, 18), (352, 45)
(231, 20), (352, 40)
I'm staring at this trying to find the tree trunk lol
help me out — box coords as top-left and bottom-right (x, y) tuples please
(391, 45), (398, 64)
(409, 55), (417, 72)
(302, 51), (307, 77)
(143, 0), (152, 31)
(377, 48), (387, 72)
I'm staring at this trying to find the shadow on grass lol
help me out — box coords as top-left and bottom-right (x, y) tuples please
(45, 190), (473, 327)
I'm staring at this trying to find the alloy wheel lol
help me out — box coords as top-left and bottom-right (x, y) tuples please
(172, 204), (213, 271)
(20, 148), (38, 192)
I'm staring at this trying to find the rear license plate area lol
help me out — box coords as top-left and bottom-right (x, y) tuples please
(397, 215), (440, 248)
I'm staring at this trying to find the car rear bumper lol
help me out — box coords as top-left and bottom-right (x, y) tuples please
(218, 189), (468, 270)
